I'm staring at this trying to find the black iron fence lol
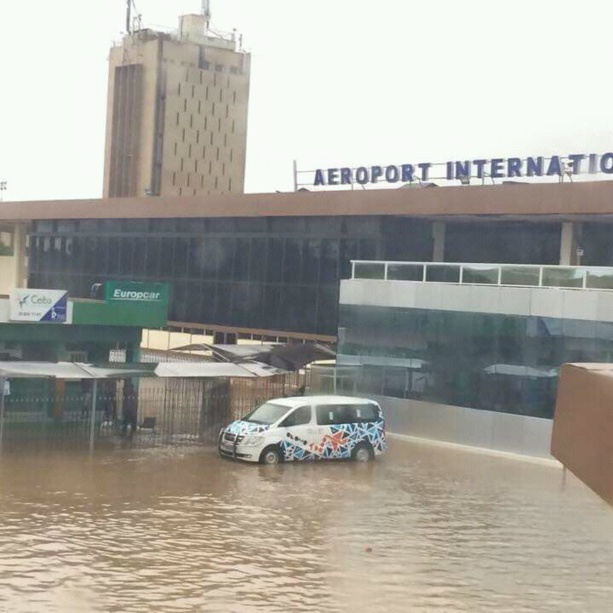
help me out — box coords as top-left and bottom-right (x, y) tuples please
(0, 372), (307, 453)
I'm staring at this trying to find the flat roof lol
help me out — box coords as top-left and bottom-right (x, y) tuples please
(267, 395), (379, 408)
(2, 181), (613, 222)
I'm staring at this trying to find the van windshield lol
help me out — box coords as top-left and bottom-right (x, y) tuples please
(243, 402), (290, 425)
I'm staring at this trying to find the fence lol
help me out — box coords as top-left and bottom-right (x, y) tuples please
(0, 371), (307, 453)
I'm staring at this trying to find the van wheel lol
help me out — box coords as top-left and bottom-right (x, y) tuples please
(352, 443), (373, 462)
(260, 446), (282, 465)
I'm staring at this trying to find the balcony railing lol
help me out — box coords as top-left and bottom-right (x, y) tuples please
(350, 261), (613, 291)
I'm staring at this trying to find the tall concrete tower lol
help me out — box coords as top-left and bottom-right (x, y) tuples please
(103, 3), (251, 198)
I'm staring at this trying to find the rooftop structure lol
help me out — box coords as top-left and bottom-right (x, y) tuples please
(103, 2), (250, 199)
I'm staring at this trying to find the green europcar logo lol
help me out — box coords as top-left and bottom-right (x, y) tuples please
(105, 282), (169, 305)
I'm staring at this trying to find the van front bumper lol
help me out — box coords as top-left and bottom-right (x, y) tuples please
(218, 440), (260, 462)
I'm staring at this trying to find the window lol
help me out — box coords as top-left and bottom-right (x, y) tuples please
(279, 405), (311, 427)
(215, 63), (223, 72)
(316, 405), (349, 426)
(316, 404), (378, 425)
(350, 403), (379, 423)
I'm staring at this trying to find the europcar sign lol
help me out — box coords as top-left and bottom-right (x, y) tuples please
(313, 152), (613, 187)
(105, 281), (169, 305)
(9, 289), (68, 323)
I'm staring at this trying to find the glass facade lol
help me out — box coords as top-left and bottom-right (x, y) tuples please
(26, 215), (589, 336)
(445, 221), (561, 264)
(28, 216), (433, 335)
(338, 305), (613, 418)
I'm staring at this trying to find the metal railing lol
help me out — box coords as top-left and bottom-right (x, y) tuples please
(350, 261), (613, 291)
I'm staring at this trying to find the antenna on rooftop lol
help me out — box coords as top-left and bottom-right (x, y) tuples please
(125, 0), (142, 35)
(126, 0), (131, 33)
(202, 0), (211, 29)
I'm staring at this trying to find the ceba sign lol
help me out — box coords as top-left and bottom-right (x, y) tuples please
(9, 289), (68, 323)
(313, 152), (613, 186)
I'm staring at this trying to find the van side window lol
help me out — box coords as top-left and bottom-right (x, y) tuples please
(316, 404), (379, 425)
(279, 405), (311, 427)
(351, 403), (378, 423)
(316, 405), (350, 426)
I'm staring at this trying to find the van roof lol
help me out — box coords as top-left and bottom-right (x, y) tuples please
(268, 395), (378, 408)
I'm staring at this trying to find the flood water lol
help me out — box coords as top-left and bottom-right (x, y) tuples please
(0, 439), (612, 612)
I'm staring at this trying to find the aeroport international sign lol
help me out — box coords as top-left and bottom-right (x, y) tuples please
(310, 152), (613, 187)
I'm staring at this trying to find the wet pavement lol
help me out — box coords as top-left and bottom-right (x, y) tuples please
(0, 438), (612, 612)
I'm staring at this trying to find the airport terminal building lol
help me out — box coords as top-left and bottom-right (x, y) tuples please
(4, 176), (613, 455)
(5, 180), (613, 336)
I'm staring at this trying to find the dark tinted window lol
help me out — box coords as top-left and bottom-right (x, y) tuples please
(350, 403), (379, 422)
(316, 403), (378, 425)
(279, 405), (311, 427)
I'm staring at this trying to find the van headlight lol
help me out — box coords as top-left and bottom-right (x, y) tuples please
(241, 434), (264, 446)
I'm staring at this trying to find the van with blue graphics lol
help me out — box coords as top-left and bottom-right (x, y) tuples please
(218, 395), (387, 465)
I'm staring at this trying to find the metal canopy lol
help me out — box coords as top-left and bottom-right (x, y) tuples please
(170, 342), (336, 371)
(0, 359), (290, 455)
(0, 362), (151, 380)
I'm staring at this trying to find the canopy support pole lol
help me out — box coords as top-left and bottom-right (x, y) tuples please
(89, 379), (98, 455)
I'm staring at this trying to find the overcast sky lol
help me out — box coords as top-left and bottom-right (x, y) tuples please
(0, 0), (612, 201)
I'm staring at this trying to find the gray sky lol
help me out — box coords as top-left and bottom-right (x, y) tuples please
(0, 0), (612, 201)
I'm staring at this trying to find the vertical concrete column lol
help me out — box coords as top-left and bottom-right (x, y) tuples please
(12, 224), (28, 287)
(432, 221), (446, 262)
(560, 222), (582, 266)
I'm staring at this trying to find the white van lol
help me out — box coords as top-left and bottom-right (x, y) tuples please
(218, 395), (387, 465)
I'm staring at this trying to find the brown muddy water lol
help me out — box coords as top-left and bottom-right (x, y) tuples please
(0, 439), (612, 613)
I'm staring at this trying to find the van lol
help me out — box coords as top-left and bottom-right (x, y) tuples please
(218, 395), (387, 465)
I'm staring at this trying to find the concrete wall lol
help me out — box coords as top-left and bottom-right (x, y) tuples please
(379, 395), (553, 458)
(340, 278), (613, 323)
(0, 257), (17, 295)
